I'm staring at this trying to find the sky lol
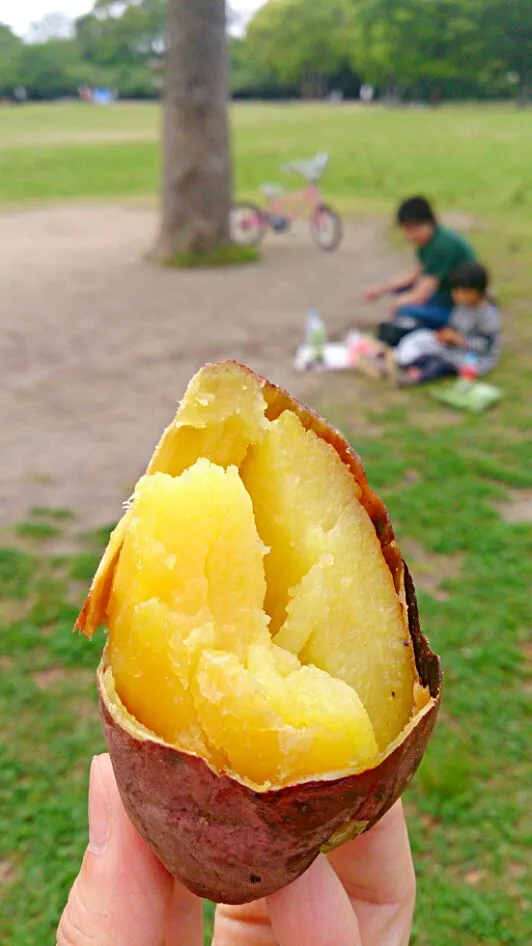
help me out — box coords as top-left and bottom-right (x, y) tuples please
(1, 0), (266, 39)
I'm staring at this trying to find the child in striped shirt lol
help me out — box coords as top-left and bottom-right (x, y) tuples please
(395, 262), (501, 385)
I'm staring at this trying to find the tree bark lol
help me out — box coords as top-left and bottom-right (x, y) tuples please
(383, 78), (403, 106)
(429, 82), (443, 108)
(153, 0), (232, 260)
(517, 71), (530, 108)
(301, 73), (329, 99)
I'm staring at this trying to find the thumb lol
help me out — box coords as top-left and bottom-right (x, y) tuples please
(57, 753), (201, 946)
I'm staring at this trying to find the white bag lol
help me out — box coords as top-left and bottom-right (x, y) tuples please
(395, 329), (441, 367)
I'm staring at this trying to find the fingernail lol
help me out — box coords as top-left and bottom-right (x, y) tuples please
(88, 754), (111, 854)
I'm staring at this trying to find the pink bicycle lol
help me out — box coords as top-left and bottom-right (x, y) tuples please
(230, 152), (342, 252)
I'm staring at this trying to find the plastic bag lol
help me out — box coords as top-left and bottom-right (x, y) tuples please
(430, 379), (503, 414)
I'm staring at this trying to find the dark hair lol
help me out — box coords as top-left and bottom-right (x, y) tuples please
(450, 261), (489, 295)
(397, 196), (437, 226)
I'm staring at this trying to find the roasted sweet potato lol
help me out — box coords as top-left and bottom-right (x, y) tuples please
(77, 361), (442, 904)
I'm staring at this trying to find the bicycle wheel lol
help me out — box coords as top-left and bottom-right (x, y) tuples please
(310, 204), (343, 252)
(230, 202), (268, 247)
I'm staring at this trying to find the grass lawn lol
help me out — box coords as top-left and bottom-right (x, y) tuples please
(0, 100), (532, 217)
(0, 102), (531, 945)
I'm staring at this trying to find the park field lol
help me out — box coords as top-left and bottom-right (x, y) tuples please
(0, 102), (531, 945)
(0, 100), (532, 218)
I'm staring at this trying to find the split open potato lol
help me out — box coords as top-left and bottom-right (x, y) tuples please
(76, 361), (442, 904)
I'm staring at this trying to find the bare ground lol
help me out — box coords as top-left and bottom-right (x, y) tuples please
(492, 488), (532, 525)
(0, 204), (409, 529)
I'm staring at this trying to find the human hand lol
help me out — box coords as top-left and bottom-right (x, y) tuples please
(57, 753), (203, 946)
(363, 284), (384, 303)
(389, 297), (402, 315)
(214, 797), (415, 945)
(437, 327), (464, 346)
(58, 753), (415, 946)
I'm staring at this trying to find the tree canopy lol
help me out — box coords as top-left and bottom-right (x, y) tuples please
(0, 0), (530, 103)
(246, 0), (354, 97)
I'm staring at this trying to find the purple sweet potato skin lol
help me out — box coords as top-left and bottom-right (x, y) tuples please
(99, 566), (441, 905)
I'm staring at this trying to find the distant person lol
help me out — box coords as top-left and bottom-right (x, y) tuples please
(12, 86), (27, 105)
(395, 262), (501, 384)
(363, 196), (477, 344)
(360, 83), (374, 104)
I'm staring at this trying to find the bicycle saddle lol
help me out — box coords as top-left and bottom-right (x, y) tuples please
(281, 152), (329, 181)
(260, 183), (285, 197)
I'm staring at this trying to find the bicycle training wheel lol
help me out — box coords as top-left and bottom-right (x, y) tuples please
(230, 202), (267, 247)
(310, 204), (343, 252)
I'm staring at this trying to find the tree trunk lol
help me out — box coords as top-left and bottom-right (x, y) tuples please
(301, 73), (330, 100)
(153, 0), (232, 261)
(517, 72), (530, 108)
(429, 82), (443, 108)
(383, 78), (403, 106)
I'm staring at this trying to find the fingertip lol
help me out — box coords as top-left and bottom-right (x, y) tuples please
(87, 756), (111, 854)
(88, 753), (156, 866)
(91, 750), (113, 779)
(59, 751), (174, 946)
(89, 752), (119, 811)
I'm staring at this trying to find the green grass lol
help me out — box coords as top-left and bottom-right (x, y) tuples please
(163, 243), (261, 267)
(0, 102), (531, 944)
(364, 428), (532, 946)
(1, 417), (530, 944)
(13, 521), (60, 541)
(1, 101), (532, 220)
(29, 506), (74, 521)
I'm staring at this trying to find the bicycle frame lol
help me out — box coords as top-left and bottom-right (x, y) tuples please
(265, 182), (321, 222)
(232, 153), (341, 250)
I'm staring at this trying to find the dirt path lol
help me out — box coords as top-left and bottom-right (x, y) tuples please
(0, 204), (408, 528)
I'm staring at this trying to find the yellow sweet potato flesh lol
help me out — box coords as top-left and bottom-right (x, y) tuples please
(107, 367), (417, 787)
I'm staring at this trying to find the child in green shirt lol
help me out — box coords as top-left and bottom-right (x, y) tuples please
(363, 196), (477, 342)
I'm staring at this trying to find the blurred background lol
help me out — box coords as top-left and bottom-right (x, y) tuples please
(0, 1), (530, 944)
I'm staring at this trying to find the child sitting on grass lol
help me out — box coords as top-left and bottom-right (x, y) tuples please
(395, 262), (501, 385)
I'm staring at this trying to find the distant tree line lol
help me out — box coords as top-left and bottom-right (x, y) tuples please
(0, 1), (166, 101)
(0, 0), (529, 105)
